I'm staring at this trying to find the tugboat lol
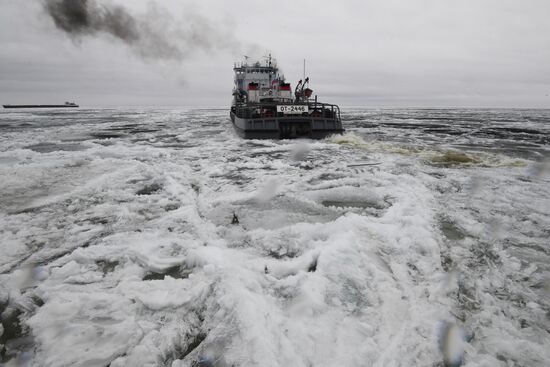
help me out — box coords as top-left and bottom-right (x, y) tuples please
(230, 55), (344, 139)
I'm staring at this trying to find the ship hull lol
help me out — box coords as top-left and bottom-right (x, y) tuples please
(230, 111), (343, 139)
(3, 105), (79, 109)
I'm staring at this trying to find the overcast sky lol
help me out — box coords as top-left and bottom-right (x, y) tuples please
(1, 0), (549, 107)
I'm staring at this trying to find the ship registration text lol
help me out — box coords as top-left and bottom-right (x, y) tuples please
(277, 105), (308, 114)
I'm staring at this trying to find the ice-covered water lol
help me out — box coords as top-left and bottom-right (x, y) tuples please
(0, 107), (549, 366)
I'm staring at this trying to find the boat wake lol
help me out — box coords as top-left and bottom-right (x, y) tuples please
(0, 108), (549, 366)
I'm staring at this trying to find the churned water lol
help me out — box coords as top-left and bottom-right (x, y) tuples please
(0, 108), (549, 366)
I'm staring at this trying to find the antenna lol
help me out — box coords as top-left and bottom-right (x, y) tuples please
(303, 59), (306, 80)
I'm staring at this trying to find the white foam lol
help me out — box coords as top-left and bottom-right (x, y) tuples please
(1, 108), (549, 366)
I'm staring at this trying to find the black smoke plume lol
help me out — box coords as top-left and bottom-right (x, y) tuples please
(43, 0), (242, 61)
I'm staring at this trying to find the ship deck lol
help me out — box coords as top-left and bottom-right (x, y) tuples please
(230, 101), (344, 139)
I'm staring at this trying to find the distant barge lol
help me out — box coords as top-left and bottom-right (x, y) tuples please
(3, 102), (79, 109)
(231, 55), (343, 139)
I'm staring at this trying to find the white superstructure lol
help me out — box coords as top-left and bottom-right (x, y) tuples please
(233, 55), (293, 103)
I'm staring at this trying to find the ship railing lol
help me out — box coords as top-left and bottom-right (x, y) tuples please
(233, 101), (341, 120)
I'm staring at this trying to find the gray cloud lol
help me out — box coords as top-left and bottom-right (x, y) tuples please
(1, 0), (549, 107)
